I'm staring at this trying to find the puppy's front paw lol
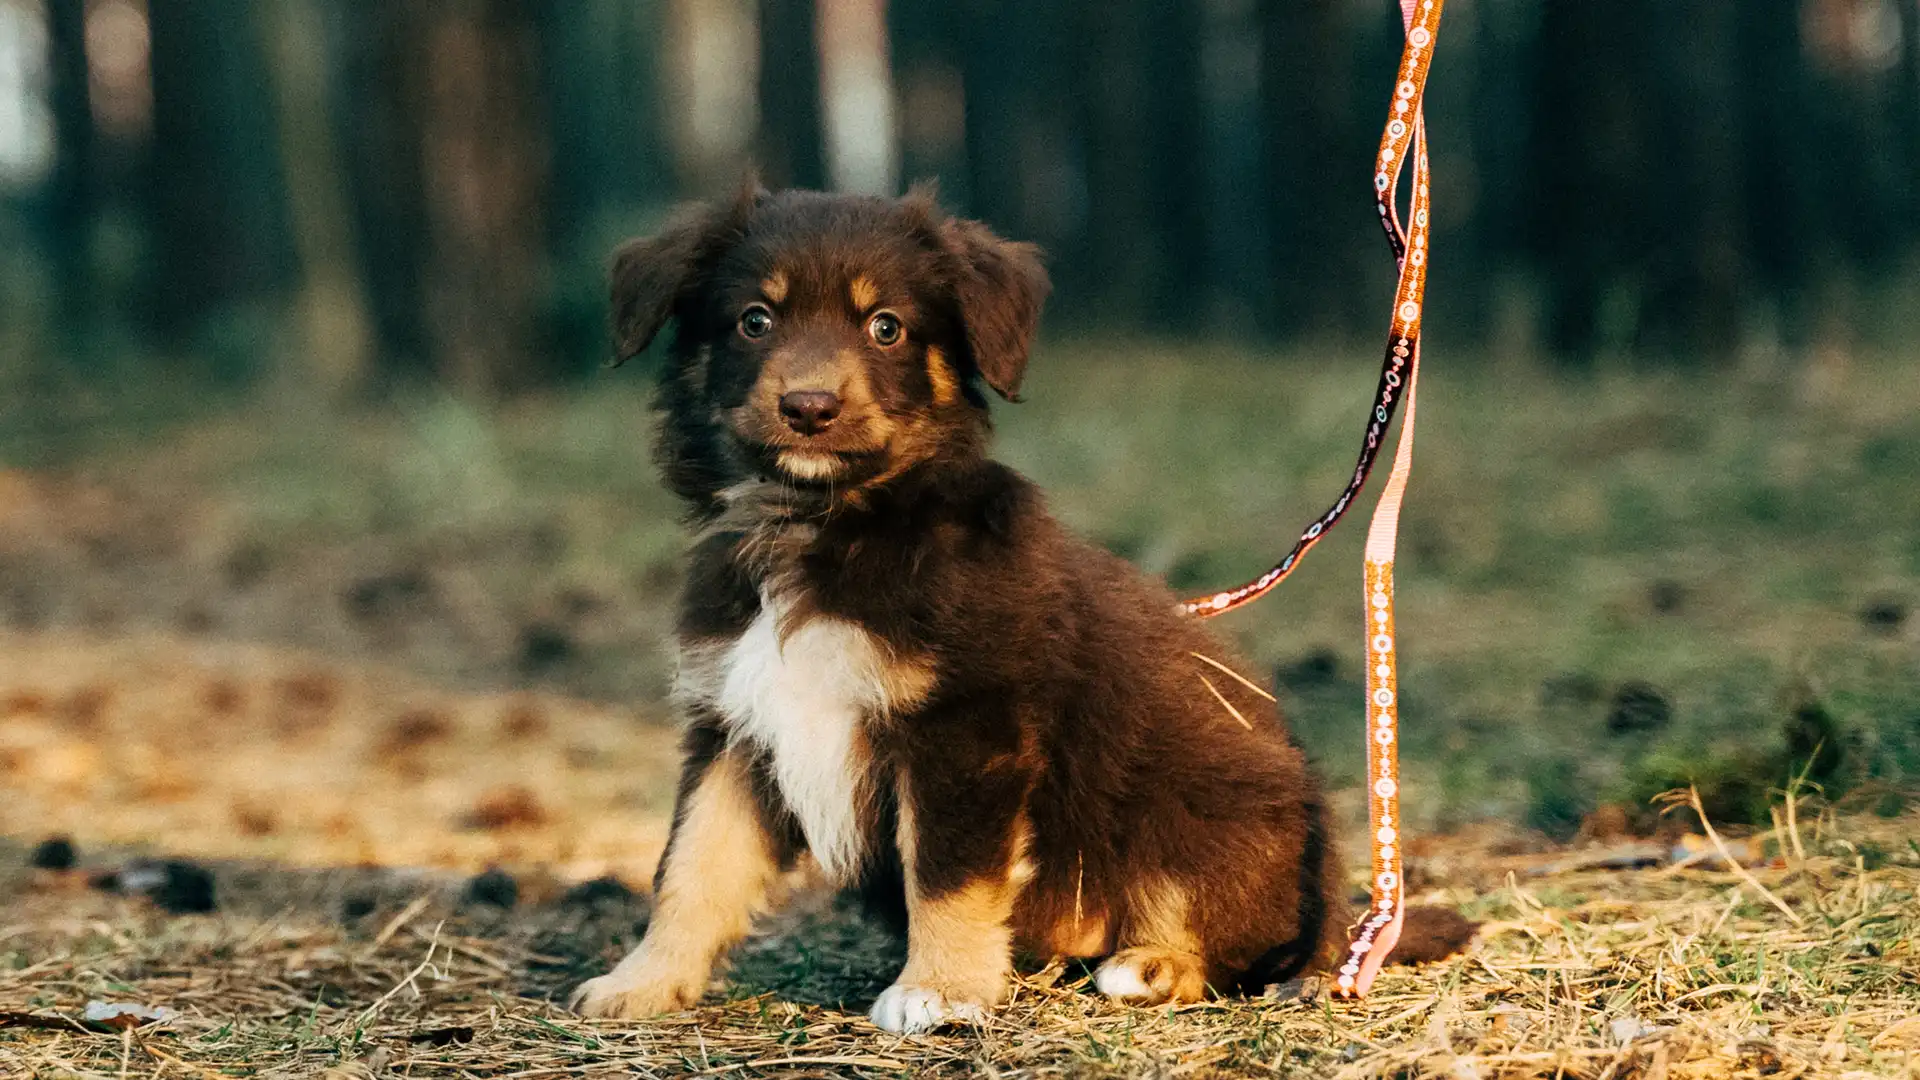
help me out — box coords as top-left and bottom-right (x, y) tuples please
(868, 983), (990, 1034)
(568, 970), (704, 1020)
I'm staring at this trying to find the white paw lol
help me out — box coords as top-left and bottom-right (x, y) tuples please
(568, 970), (704, 1020)
(1092, 957), (1154, 1001)
(868, 983), (988, 1034)
(1092, 948), (1207, 1005)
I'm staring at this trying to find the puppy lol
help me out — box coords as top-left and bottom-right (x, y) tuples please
(572, 184), (1423, 1034)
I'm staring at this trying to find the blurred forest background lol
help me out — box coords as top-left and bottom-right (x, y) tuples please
(2, 0), (1917, 389)
(1, 0), (1918, 848)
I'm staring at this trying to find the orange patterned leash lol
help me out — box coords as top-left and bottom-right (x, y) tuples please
(1183, 0), (1442, 999)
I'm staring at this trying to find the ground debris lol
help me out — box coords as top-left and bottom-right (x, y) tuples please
(81, 1000), (176, 1028)
(2, 807), (1915, 1078)
(88, 857), (217, 913)
(28, 835), (75, 870)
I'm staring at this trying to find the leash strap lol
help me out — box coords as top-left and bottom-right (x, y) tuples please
(1183, 0), (1442, 999)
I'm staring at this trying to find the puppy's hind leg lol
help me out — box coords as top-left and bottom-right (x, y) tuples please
(572, 737), (785, 1019)
(1093, 948), (1209, 1004)
(1093, 878), (1209, 1005)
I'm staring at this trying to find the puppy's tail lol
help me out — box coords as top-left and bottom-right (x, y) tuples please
(1233, 830), (1477, 991)
(1388, 905), (1480, 966)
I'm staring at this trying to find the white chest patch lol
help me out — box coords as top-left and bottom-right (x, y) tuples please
(700, 590), (921, 882)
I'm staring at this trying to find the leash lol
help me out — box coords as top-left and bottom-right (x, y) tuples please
(1183, 0), (1442, 999)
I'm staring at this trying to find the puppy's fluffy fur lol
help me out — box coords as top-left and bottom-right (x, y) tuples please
(571, 185), (1460, 1033)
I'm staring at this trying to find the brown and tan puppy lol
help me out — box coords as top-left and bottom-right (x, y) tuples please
(570, 184), (1448, 1033)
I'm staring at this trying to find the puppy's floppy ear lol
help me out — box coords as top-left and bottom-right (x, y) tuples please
(608, 179), (761, 365)
(942, 217), (1050, 402)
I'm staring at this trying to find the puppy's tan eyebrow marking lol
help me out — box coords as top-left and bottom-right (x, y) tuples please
(761, 272), (789, 305)
(849, 275), (879, 313)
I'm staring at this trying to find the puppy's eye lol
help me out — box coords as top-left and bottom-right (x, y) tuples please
(868, 311), (904, 348)
(739, 305), (775, 339)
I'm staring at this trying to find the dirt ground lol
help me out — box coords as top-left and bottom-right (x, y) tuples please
(4, 631), (1919, 1077)
(0, 631), (681, 884)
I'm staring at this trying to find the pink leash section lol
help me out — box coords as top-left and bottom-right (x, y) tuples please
(1183, 0), (1443, 998)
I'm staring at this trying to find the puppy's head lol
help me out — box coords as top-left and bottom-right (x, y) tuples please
(611, 184), (1049, 493)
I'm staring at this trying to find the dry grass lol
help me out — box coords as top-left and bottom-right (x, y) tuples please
(2, 804), (1916, 1078)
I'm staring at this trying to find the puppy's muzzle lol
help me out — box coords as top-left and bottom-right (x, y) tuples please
(778, 390), (843, 435)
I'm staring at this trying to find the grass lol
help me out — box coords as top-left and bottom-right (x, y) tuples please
(12, 338), (1912, 829)
(997, 342), (1920, 831)
(2, 805), (1917, 1078)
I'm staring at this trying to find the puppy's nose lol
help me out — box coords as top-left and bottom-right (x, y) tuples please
(779, 390), (842, 435)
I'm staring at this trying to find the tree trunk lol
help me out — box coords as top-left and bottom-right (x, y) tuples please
(1899, 0), (1920, 236)
(954, 0), (1083, 305)
(1417, 0), (1489, 345)
(1259, 0), (1365, 340)
(1144, 0), (1208, 329)
(542, 0), (672, 245)
(888, 0), (969, 203)
(817, 0), (898, 195)
(414, 0), (553, 395)
(260, 0), (374, 394)
(1075, 1), (1158, 325)
(332, 0), (433, 380)
(756, 0), (828, 190)
(1734, 0), (1813, 348)
(1522, 0), (1659, 362)
(1195, 0), (1267, 325)
(43, 0), (93, 342)
(148, 0), (299, 362)
(1075, 0), (1207, 329)
(1638, 0), (1742, 363)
